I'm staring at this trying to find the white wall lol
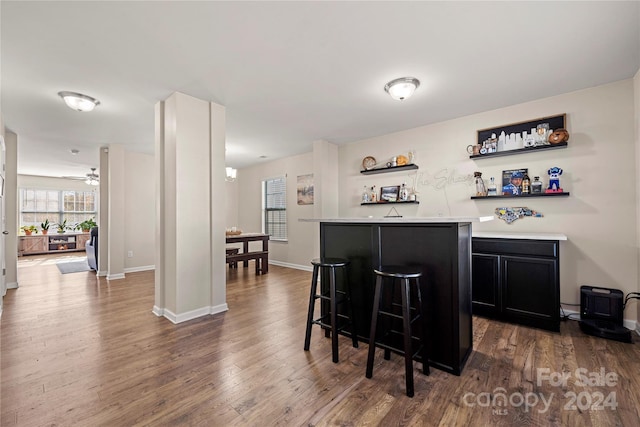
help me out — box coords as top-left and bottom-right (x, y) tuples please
(124, 151), (155, 271)
(237, 152), (316, 269)
(339, 79), (637, 322)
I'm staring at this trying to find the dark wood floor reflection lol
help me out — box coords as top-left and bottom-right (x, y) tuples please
(2, 255), (639, 426)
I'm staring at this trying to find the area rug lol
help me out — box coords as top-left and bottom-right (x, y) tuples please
(56, 260), (91, 274)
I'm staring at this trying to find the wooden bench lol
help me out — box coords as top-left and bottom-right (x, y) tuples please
(226, 248), (240, 268)
(226, 250), (269, 274)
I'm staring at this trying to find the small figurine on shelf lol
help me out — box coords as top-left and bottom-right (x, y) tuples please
(370, 185), (377, 203)
(474, 172), (487, 196)
(546, 167), (564, 193)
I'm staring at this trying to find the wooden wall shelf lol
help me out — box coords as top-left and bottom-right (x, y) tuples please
(361, 200), (419, 206)
(471, 192), (570, 200)
(360, 164), (418, 175)
(469, 142), (568, 160)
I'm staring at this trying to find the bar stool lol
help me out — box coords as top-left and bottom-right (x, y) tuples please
(365, 266), (429, 397)
(304, 258), (359, 363)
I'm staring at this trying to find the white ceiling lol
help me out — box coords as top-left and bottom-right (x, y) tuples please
(2, 1), (639, 179)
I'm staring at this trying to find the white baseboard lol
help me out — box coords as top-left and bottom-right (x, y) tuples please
(561, 307), (637, 331)
(268, 260), (313, 272)
(6, 281), (18, 290)
(153, 303), (229, 324)
(124, 265), (155, 273)
(106, 273), (126, 281)
(210, 303), (229, 315)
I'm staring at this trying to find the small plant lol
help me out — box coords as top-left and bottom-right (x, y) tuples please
(55, 219), (69, 233)
(40, 219), (50, 234)
(21, 225), (38, 235)
(77, 218), (97, 232)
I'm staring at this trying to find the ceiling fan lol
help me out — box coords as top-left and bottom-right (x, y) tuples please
(63, 168), (100, 185)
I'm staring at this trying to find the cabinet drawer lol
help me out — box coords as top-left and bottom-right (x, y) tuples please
(472, 238), (557, 258)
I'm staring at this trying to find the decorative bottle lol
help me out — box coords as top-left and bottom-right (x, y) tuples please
(370, 185), (377, 203)
(474, 172), (487, 196)
(362, 185), (369, 203)
(522, 174), (531, 194)
(487, 177), (498, 196)
(532, 176), (543, 194)
(400, 182), (409, 201)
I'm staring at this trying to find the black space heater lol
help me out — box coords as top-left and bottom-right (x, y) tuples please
(579, 285), (631, 343)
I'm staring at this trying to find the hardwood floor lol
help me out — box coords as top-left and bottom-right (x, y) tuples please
(2, 255), (639, 426)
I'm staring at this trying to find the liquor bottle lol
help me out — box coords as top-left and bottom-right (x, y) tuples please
(487, 177), (498, 196)
(400, 183), (409, 201)
(522, 174), (531, 194)
(370, 185), (377, 203)
(532, 176), (543, 194)
(362, 185), (369, 203)
(474, 172), (487, 196)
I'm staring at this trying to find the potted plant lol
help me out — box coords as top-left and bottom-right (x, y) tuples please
(40, 219), (50, 235)
(20, 225), (38, 236)
(77, 218), (97, 233)
(55, 219), (69, 234)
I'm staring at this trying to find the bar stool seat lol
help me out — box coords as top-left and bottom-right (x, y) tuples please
(365, 265), (429, 397)
(304, 257), (358, 363)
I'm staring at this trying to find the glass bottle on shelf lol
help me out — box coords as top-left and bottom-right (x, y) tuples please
(474, 172), (487, 196)
(532, 176), (543, 194)
(400, 182), (409, 201)
(487, 177), (498, 196)
(370, 185), (377, 203)
(362, 185), (369, 203)
(522, 174), (531, 194)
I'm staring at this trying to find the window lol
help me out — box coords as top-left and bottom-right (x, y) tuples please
(263, 176), (287, 241)
(19, 188), (97, 230)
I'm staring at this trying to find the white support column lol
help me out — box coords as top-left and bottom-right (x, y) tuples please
(154, 92), (228, 323)
(107, 144), (125, 280)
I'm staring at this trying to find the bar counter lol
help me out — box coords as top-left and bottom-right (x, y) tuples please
(301, 216), (493, 375)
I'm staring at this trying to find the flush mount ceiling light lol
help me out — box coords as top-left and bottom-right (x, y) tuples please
(384, 77), (420, 101)
(226, 167), (237, 182)
(58, 91), (100, 112)
(85, 168), (99, 186)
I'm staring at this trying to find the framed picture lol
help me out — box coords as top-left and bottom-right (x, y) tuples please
(380, 185), (400, 202)
(502, 168), (528, 196)
(296, 174), (314, 205)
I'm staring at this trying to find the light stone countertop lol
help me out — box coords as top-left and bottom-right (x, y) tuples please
(299, 216), (495, 223)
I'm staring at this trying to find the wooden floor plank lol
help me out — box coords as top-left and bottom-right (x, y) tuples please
(1, 254), (639, 426)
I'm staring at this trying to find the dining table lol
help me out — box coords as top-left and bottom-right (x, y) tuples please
(225, 232), (269, 273)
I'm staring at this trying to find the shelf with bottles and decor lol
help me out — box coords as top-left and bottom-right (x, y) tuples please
(471, 192), (570, 200)
(469, 114), (568, 160)
(361, 200), (420, 206)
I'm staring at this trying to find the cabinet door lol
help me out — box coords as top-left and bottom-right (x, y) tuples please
(472, 254), (500, 317)
(502, 255), (559, 331)
(76, 233), (90, 250)
(21, 236), (48, 254)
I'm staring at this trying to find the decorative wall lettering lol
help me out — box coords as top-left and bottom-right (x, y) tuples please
(411, 168), (474, 191)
